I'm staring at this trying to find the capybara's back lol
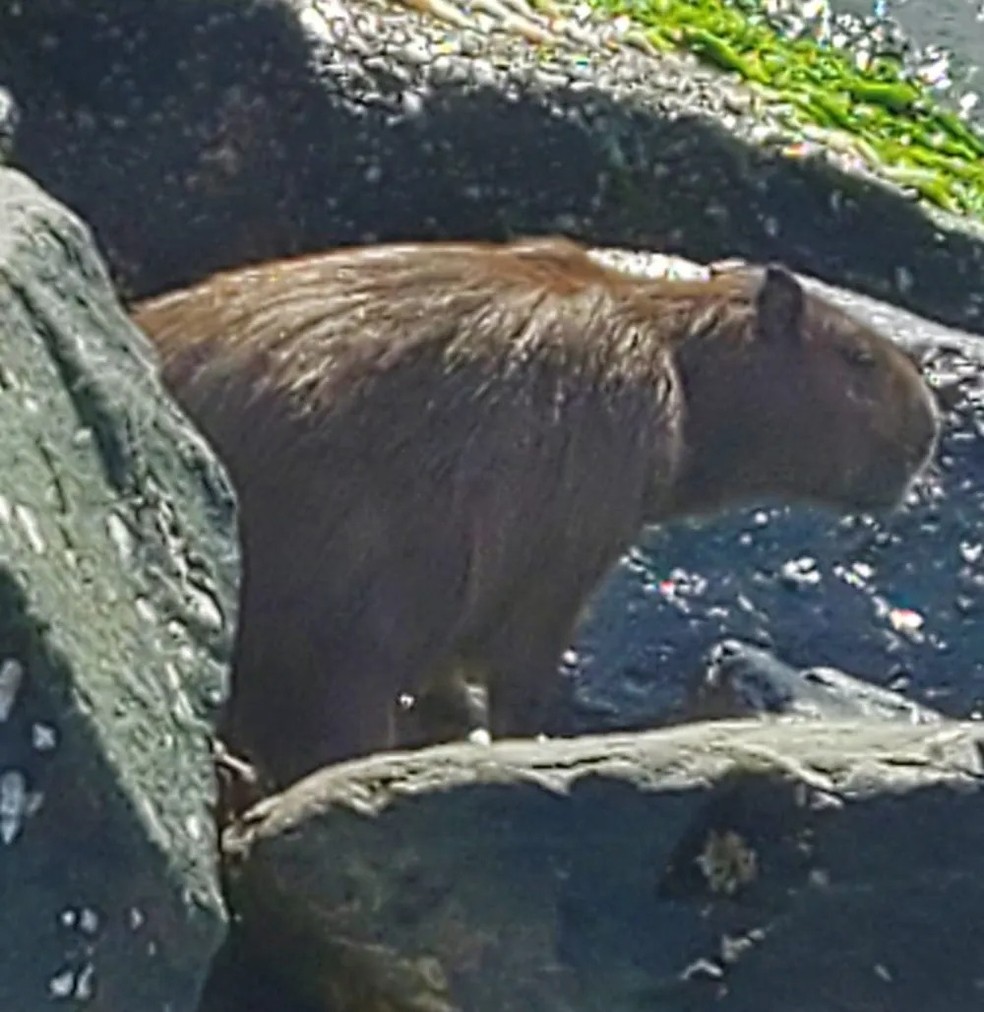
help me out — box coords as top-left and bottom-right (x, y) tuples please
(133, 237), (938, 788)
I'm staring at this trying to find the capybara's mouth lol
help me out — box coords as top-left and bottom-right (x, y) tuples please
(851, 411), (940, 515)
(843, 460), (928, 516)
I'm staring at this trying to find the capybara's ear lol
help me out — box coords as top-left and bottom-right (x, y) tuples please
(756, 264), (805, 341)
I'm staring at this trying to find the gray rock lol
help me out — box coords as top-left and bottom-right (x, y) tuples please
(0, 167), (239, 1011)
(0, 84), (17, 162)
(683, 638), (946, 726)
(220, 721), (984, 1012)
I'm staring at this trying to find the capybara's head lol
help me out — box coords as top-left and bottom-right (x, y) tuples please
(658, 263), (939, 519)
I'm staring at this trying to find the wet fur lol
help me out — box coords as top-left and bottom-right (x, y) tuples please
(132, 237), (939, 789)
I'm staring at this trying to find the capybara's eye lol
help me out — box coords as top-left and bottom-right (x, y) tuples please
(840, 345), (876, 367)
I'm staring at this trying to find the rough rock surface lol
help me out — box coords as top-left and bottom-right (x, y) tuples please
(219, 721), (984, 1012)
(0, 167), (239, 1010)
(681, 638), (947, 726)
(1, 0), (983, 334)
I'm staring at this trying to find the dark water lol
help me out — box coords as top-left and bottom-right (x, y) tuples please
(829, 0), (984, 121)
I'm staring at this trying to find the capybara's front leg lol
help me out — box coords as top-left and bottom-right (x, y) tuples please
(487, 659), (568, 741)
(480, 612), (578, 742)
(398, 662), (491, 748)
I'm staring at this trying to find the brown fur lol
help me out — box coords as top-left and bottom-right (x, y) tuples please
(132, 236), (939, 789)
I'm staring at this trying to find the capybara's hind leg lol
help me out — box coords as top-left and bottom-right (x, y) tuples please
(227, 650), (403, 788)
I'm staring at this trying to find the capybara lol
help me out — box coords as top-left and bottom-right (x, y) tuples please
(132, 236), (939, 789)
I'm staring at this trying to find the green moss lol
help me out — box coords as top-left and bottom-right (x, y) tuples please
(584, 0), (984, 219)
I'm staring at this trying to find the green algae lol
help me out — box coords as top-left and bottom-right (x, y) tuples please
(584, 0), (984, 220)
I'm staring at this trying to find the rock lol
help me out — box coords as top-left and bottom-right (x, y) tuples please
(682, 638), (946, 726)
(221, 721), (984, 1012)
(0, 167), (239, 1010)
(0, 84), (17, 162)
(4, 7), (983, 1001)
(1, 1), (983, 333)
